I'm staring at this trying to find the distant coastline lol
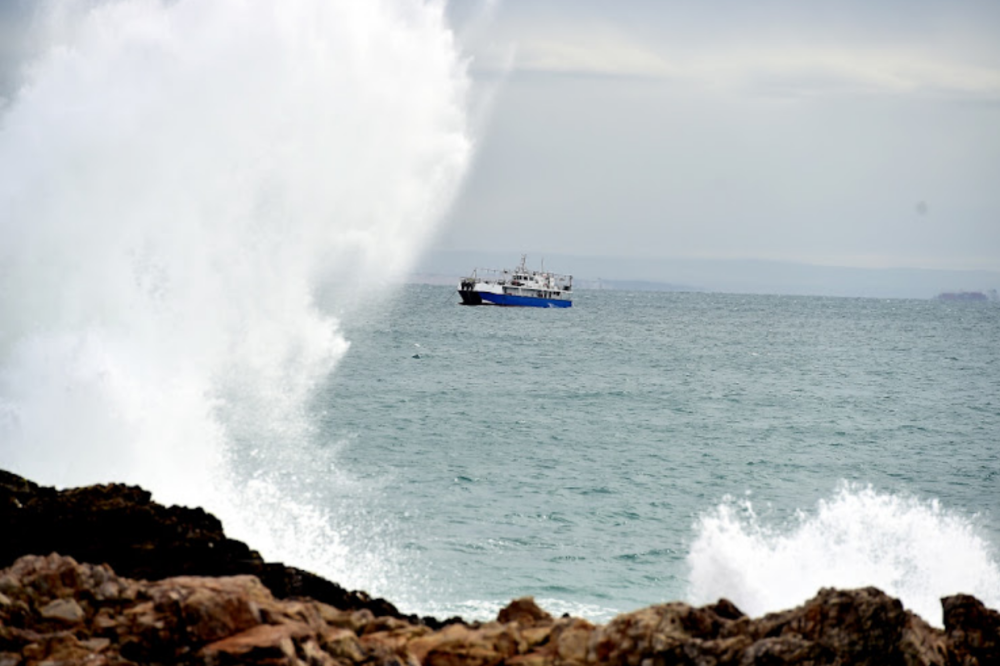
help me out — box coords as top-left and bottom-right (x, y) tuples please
(935, 289), (999, 302)
(411, 250), (1000, 300)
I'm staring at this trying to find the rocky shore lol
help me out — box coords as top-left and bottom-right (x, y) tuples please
(2, 470), (998, 665)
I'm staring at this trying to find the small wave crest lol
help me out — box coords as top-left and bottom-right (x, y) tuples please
(412, 597), (623, 625)
(686, 482), (1000, 626)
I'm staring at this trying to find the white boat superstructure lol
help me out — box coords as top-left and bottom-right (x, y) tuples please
(458, 256), (572, 307)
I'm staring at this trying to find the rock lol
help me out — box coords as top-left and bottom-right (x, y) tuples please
(497, 597), (553, 627)
(550, 616), (595, 665)
(754, 586), (908, 666)
(0, 469), (407, 621)
(39, 597), (85, 624)
(200, 622), (311, 663)
(147, 575), (267, 644)
(590, 599), (749, 665)
(943, 593), (1000, 665)
(739, 634), (831, 664)
(1, 553), (999, 665)
(321, 627), (367, 663)
(900, 613), (949, 666)
(2, 469), (999, 666)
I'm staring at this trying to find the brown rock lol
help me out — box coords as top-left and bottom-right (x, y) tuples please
(3, 469), (1000, 666)
(497, 597), (553, 627)
(406, 621), (472, 663)
(505, 651), (552, 666)
(691, 634), (754, 664)
(263, 597), (329, 631)
(520, 625), (553, 650)
(549, 617), (596, 665)
(751, 587), (907, 665)
(593, 602), (711, 665)
(22, 632), (100, 665)
(899, 612), (949, 666)
(397, 620), (528, 666)
(320, 626), (367, 662)
(301, 636), (340, 666)
(362, 622), (432, 655)
(148, 575), (267, 643)
(739, 634), (831, 664)
(489, 623), (528, 658)
(322, 607), (375, 634)
(93, 606), (119, 632)
(80, 636), (112, 652)
(200, 622), (307, 662)
(0, 470), (408, 621)
(38, 597), (86, 624)
(706, 597), (746, 621)
(943, 593), (1000, 665)
(426, 644), (504, 666)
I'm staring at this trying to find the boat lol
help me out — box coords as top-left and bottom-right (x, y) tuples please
(458, 255), (572, 308)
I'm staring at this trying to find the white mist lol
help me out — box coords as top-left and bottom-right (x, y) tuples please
(686, 482), (1000, 626)
(0, 0), (471, 597)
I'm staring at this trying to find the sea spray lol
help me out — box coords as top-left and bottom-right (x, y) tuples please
(0, 0), (471, 599)
(686, 482), (1000, 626)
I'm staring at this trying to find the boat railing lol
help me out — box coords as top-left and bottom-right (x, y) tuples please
(467, 266), (573, 291)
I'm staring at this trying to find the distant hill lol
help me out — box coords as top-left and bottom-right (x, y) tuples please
(415, 250), (1000, 300)
(573, 278), (701, 292)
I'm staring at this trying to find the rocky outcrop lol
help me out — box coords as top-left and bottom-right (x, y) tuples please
(942, 594), (1000, 665)
(1, 470), (998, 665)
(0, 470), (418, 624)
(0, 554), (997, 665)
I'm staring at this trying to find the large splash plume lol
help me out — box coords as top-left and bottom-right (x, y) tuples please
(0, 0), (470, 594)
(687, 483), (1000, 626)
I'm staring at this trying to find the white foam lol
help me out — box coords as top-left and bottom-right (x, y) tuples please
(408, 597), (624, 625)
(0, 0), (470, 597)
(686, 482), (1000, 626)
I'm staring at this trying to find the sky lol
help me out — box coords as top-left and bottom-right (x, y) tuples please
(439, 0), (1000, 274)
(2, 1), (998, 283)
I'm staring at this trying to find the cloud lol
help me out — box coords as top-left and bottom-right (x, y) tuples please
(500, 33), (1000, 100)
(461, 2), (1000, 101)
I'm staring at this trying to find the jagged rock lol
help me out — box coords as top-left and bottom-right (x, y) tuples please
(38, 597), (85, 624)
(549, 616), (595, 664)
(496, 597), (553, 627)
(200, 622), (314, 664)
(900, 613), (949, 666)
(943, 593), (1000, 665)
(0, 469), (408, 622)
(750, 586), (909, 666)
(1, 553), (999, 666)
(2, 469), (999, 666)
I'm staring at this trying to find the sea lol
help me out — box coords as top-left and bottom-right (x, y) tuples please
(0, 0), (998, 633)
(289, 286), (1000, 626)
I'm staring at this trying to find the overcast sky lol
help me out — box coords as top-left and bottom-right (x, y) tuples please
(2, 1), (997, 276)
(440, 0), (1000, 272)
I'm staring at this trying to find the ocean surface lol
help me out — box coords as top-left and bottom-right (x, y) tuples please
(1, 0), (998, 634)
(226, 285), (999, 625)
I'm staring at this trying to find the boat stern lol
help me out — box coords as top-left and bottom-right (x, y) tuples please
(458, 277), (484, 305)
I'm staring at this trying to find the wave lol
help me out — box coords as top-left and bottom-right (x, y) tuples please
(0, 0), (470, 598)
(686, 482), (1000, 626)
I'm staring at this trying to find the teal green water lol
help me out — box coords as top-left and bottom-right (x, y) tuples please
(302, 286), (999, 623)
(2, 0), (995, 631)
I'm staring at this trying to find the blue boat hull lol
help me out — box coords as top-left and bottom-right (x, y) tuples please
(477, 291), (571, 308)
